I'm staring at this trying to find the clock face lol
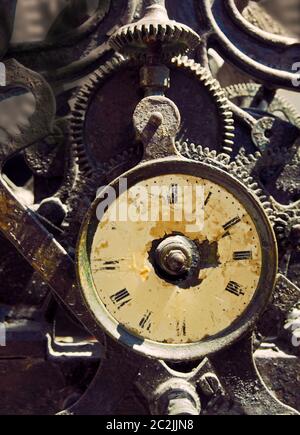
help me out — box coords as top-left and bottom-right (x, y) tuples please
(87, 172), (264, 345)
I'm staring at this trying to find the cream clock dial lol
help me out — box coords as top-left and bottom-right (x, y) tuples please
(77, 160), (277, 360)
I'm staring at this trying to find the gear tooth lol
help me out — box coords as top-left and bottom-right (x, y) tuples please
(70, 55), (130, 175)
(73, 105), (85, 115)
(224, 139), (234, 146)
(262, 201), (271, 208)
(159, 24), (167, 40)
(109, 8), (200, 59)
(249, 183), (258, 190)
(171, 55), (235, 155)
(181, 142), (189, 153)
(109, 157), (118, 167)
(145, 24), (151, 38)
(188, 143), (196, 153)
(218, 153), (230, 164)
(224, 125), (235, 132)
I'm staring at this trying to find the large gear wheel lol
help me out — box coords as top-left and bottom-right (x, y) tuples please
(177, 142), (299, 340)
(182, 142), (299, 252)
(66, 54), (235, 247)
(70, 55), (234, 177)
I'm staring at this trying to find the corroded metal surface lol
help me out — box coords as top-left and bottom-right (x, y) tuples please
(0, 0), (299, 415)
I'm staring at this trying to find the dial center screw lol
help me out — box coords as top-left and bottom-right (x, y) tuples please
(155, 235), (194, 277)
(165, 250), (189, 274)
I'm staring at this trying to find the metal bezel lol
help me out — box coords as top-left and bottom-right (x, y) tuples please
(76, 158), (278, 361)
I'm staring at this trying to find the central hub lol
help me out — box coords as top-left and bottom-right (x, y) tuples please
(155, 236), (194, 277)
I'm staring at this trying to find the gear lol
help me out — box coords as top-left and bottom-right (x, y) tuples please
(67, 53), (235, 247)
(228, 147), (300, 249)
(70, 54), (235, 178)
(109, 0), (200, 61)
(62, 144), (141, 248)
(70, 54), (136, 176)
(177, 142), (274, 220)
(232, 140), (300, 203)
(176, 142), (300, 353)
(173, 56), (235, 155)
(224, 83), (300, 129)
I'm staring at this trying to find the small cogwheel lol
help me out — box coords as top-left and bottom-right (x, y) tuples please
(224, 83), (300, 129)
(177, 143), (274, 221)
(230, 148), (300, 247)
(109, 0), (200, 61)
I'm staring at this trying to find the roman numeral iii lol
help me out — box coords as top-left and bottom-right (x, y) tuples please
(233, 251), (252, 260)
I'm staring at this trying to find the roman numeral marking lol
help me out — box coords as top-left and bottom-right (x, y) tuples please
(100, 260), (119, 270)
(110, 289), (131, 308)
(223, 216), (241, 232)
(176, 320), (187, 337)
(93, 259), (124, 271)
(204, 192), (212, 206)
(222, 231), (230, 239)
(139, 310), (153, 331)
(169, 184), (178, 204)
(233, 251), (252, 261)
(225, 281), (245, 297)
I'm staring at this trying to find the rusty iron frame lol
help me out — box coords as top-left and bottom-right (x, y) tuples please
(0, 0), (299, 415)
(77, 158), (278, 361)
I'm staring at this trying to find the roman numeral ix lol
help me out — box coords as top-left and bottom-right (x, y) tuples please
(139, 310), (152, 331)
(204, 192), (212, 206)
(169, 184), (178, 204)
(176, 320), (187, 337)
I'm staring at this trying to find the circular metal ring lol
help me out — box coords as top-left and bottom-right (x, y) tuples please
(76, 158), (278, 361)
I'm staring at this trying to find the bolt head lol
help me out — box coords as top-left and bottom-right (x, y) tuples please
(165, 250), (189, 274)
(199, 373), (221, 397)
(155, 235), (194, 277)
(150, 111), (164, 126)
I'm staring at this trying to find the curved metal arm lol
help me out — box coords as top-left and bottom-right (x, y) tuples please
(200, 0), (300, 90)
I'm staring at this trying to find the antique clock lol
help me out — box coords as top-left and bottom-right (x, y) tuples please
(78, 157), (277, 361)
(0, 0), (299, 415)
